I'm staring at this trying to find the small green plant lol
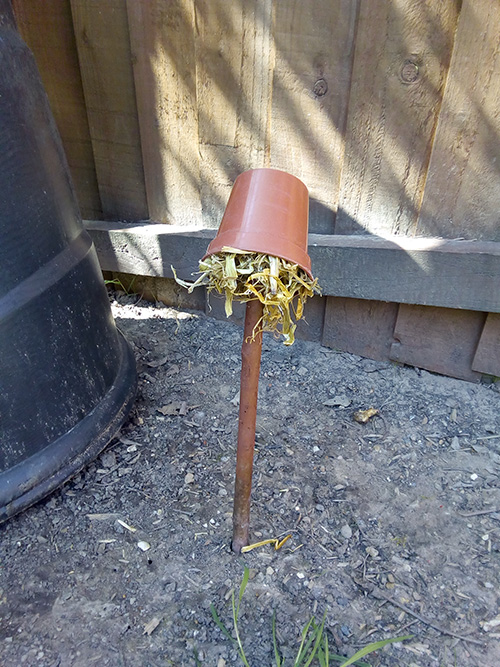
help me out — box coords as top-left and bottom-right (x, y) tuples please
(210, 566), (412, 666)
(392, 535), (408, 548)
(104, 275), (137, 294)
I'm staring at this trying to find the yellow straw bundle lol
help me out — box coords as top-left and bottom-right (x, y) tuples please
(173, 247), (320, 345)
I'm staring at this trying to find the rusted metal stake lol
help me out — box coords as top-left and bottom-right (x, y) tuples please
(232, 299), (264, 553)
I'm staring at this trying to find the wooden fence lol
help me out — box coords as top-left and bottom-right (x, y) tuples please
(10, 0), (500, 381)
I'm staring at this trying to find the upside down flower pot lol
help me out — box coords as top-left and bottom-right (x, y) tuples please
(204, 168), (312, 277)
(0, 8), (137, 522)
(176, 168), (319, 346)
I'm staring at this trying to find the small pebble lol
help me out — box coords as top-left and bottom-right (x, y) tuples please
(340, 524), (352, 539)
(323, 396), (351, 408)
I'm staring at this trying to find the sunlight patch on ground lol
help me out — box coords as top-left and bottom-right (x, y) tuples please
(111, 301), (198, 323)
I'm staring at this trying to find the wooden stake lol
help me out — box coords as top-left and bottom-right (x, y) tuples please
(232, 299), (263, 553)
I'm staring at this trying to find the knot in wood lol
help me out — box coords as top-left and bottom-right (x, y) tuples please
(313, 78), (328, 97)
(400, 60), (419, 84)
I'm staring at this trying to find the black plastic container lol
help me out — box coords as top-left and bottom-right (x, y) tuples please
(0, 5), (137, 522)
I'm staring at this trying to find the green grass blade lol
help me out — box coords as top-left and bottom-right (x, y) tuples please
(237, 566), (250, 619)
(323, 632), (329, 666)
(339, 635), (413, 666)
(210, 602), (235, 644)
(294, 617), (315, 665)
(317, 642), (326, 667)
(302, 612), (327, 667)
(272, 611), (283, 667)
(232, 588), (251, 667)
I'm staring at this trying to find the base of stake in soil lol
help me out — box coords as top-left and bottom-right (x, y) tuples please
(174, 168), (319, 553)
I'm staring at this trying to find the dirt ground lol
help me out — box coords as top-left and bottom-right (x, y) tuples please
(1, 293), (500, 667)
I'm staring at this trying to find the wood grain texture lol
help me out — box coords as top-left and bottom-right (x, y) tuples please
(270, 0), (358, 234)
(12, 0), (102, 219)
(336, 0), (460, 236)
(194, 0), (244, 227)
(323, 297), (399, 360)
(235, 0), (274, 169)
(389, 305), (486, 381)
(127, 0), (201, 224)
(194, 0), (275, 227)
(85, 220), (214, 281)
(195, 0), (243, 148)
(308, 234), (500, 313)
(418, 0), (500, 242)
(70, 0), (147, 221)
(472, 313), (500, 377)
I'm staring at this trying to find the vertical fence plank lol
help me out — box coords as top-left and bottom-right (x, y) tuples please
(472, 313), (500, 377)
(270, 0), (358, 234)
(235, 0), (274, 170)
(336, 0), (460, 236)
(70, 0), (147, 221)
(194, 0), (244, 226)
(195, 1), (243, 150)
(418, 0), (500, 242)
(390, 305), (486, 381)
(12, 0), (102, 219)
(127, 0), (201, 225)
(322, 297), (399, 361)
(195, 0), (275, 228)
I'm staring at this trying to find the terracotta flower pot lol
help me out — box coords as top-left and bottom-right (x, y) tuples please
(204, 168), (312, 277)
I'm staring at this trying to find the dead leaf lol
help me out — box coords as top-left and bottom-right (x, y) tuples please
(353, 407), (379, 423)
(157, 401), (189, 416)
(166, 364), (180, 376)
(157, 403), (182, 416)
(143, 617), (161, 636)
